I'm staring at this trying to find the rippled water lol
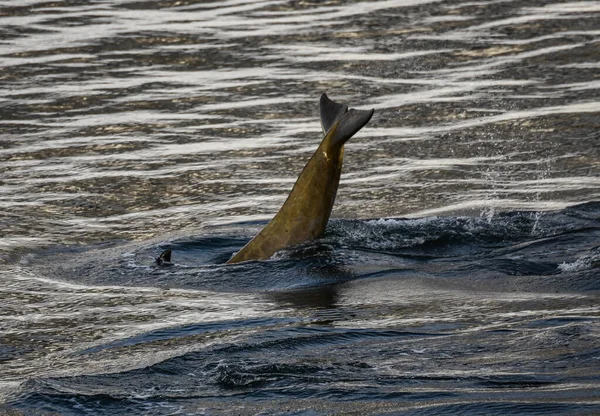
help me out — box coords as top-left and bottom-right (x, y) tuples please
(1, 0), (599, 414)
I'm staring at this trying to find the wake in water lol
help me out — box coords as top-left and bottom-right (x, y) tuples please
(32, 201), (600, 294)
(5, 203), (600, 415)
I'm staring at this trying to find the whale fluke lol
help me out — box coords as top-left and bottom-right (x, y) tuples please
(227, 94), (374, 264)
(320, 93), (348, 134)
(328, 108), (374, 148)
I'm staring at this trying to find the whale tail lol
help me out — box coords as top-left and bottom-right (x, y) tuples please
(320, 94), (373, 148)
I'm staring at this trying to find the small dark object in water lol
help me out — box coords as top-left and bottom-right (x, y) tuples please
(156, 249), (173, 267)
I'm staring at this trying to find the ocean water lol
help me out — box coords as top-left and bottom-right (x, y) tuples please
(0, 0), (599, 414)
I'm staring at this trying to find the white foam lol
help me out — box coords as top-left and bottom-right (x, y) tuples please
(558, 254), (597, 272)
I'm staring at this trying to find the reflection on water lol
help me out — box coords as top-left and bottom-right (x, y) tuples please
(0, 0), (599, 414)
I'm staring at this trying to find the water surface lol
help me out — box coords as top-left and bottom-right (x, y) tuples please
(0, 0), (599, 414)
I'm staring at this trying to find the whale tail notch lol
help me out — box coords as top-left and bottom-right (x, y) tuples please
(320, 94), (373, 148)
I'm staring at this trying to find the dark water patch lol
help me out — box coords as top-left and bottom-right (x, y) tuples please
(399, 401), (600, 416)
(0, 344), (33, 363)
(76, 316), (296, 356)
(17, 202), (599, 297)
(9, 294), (600, 412)
(526, 316), (600, 329)
(214, 327), (447, 356)
(478, 374), (558, 389)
